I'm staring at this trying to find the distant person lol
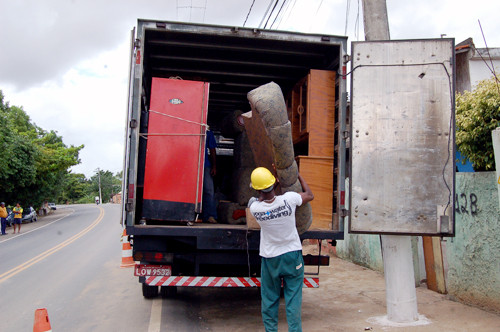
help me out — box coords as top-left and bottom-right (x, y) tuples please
(12, 202), (23, 234)
(248, 167), (314, 332)
(0, 202), (7, 235)
(202, 129), (218, 224)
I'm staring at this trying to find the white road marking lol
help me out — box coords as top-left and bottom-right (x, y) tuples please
(0, 209), (75, 244)
(148, 298), (163, 332)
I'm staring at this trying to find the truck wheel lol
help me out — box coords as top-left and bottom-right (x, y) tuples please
(160, 286), (177, 298)
(142, 283), (159, 298)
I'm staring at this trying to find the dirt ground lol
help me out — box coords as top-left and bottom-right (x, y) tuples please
(299, 248), (500, 331)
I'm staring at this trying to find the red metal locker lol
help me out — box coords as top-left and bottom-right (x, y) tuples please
(142, 78), (209, 221)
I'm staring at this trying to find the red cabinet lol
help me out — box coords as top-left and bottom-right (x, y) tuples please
(142, 78), (209, 221)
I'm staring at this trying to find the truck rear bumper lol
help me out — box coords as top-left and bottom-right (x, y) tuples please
(143, 276), (319, 288)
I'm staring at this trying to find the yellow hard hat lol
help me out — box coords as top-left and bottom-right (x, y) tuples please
(250, 167), (276, 191)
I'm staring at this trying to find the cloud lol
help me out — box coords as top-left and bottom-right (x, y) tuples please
(0, 0), (178, 90)
(387, 0), (500, 45)
(1, 0), (500, 178)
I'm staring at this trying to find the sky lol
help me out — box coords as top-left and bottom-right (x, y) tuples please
(1, 0), (499, 178)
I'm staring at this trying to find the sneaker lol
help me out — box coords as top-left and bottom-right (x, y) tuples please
(207, 217), (217, 224)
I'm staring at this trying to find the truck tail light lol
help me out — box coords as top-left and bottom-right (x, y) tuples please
(133, 251), (173, 263)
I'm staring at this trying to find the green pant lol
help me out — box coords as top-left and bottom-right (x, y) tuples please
(261, 250), (304, 332)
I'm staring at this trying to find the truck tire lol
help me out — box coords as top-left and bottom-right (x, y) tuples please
(142, 283), (159, 298)
(160, 286), (177, 298)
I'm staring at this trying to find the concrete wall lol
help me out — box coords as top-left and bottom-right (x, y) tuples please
(336, 179), (384, 272)
(336, 231), (383, 272)
(336, 172), (500, 312)
(445, 172), (500, 312)
(469, 59), (500, 87)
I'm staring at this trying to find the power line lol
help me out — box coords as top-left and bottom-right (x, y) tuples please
(243, 0), (256, 27)
(308, 0), (324, 32)
(344, 0), (351, 36)
(279, 0), (297, 29)
(276, 0), (293, 29)
(258, 0), (276, 28)
(176, 0), (207, 23)
(270, 0), (288, 29)
(355, 0), (360, 40)
(263, 0), (280, 29)
(202, 0), (207, 23)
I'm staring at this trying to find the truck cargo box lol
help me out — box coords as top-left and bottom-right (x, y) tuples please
(123, 20), (348, 236)
(121, 20), (348, 298)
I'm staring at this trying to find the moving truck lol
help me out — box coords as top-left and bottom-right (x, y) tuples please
(122, 19), (348, 298)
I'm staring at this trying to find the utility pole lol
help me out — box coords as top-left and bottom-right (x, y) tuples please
(97, 168), (103, 205)
(361, 0), (419, 323)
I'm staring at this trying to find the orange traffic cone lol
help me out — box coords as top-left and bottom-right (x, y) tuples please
(120, 229), (135, 268)
(33, 308), (52, 332)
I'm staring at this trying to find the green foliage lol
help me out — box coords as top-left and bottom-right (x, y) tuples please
(89, 170), (122, 203)
(456, 76), (500, 171)
(0, 90), (84, 207)
(58, 173), (88, 203)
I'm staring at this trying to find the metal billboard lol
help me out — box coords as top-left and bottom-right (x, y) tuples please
(349, 39), (455, 235)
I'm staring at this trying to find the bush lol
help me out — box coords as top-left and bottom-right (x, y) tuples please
(456, 76), (500, 171)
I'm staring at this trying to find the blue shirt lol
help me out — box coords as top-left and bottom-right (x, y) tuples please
(205, 130), (217, 169)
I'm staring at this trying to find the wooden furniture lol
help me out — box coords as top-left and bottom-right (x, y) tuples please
(287, 69), (337, 230)
(287, 70), (336, 157)
(297, 156), (334, 229)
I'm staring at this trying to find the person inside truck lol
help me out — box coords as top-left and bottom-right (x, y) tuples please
(202, 128), (218, 223)
(248, 167), (314, 332)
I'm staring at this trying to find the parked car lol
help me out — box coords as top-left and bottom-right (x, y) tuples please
(48, 203), (57, 210)
(22, 206), (37, 223)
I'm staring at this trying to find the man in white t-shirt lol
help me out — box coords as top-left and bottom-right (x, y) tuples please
(248, 167), (314, 332)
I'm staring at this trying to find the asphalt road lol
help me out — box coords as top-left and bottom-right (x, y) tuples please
(0, 204), (151, 331)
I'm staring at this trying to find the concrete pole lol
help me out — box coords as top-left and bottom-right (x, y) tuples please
(492, 127), (500, 209)
(97, 168), (103, 205)
(362, 0), (390, 40)
(362, 0), (419, 323)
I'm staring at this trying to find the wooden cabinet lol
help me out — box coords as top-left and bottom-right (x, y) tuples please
(297, 156), (334, 229)
(287, 70), (336, 157)
(287, 69), (337, 230)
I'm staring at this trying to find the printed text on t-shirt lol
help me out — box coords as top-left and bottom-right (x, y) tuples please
(253, 200), (292, 221)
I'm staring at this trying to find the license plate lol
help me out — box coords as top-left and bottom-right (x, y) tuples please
(134, 264), (172, 277)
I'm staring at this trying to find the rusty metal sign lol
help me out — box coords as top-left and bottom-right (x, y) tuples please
(349, 39), (455, 236)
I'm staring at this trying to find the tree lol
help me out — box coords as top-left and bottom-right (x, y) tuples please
(89, 170), (122, 203)
(0, 90), (84, 207)
(59, 172), (88, 203)
(456, 76), (500, 171)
